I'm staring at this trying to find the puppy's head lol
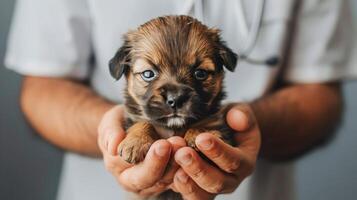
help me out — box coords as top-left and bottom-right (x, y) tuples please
(109, 15), (237, 129)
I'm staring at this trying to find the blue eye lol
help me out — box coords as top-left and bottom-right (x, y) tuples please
(194, 69), (208, 80)
(140, 70), (157, 82)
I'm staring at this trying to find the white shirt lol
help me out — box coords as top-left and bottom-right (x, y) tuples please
(4, 0), (356, 200)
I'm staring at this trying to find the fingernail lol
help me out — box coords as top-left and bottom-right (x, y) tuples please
(178, 153), (192, 166)
(177, 171), (189, 183)
(198, 138), (213, 150)
(155, 144), (169, 157)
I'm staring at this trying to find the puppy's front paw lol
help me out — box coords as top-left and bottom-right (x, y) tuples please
(184, 129), (223, 151)
(118, 138), (153, 164)
(117, 122), (157, 164)
(184, 129), (201, 151)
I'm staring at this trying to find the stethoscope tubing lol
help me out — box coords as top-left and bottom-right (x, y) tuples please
(181, 0), (279, 67)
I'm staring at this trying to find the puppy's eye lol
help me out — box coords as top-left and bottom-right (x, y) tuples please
(194, 69), (208, 80)
(140, 70), (157, 82)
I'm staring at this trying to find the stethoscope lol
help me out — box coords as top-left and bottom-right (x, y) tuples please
(181, 0), (280, 67)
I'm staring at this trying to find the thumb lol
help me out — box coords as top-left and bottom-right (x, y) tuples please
(98, 105), (126, 155)
(226, 104), (255, 132)
(227, 104), (261, 157)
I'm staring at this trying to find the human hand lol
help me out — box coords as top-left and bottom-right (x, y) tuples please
(97, 105), (186, 197)
(172, 104), (261, 200)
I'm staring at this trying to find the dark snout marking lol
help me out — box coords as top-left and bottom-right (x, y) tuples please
(165, 90), (190, 109)
(160, 84), (193, 109)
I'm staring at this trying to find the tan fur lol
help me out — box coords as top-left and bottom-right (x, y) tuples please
(110, 15), (238, 200)
(124, 16), (224, 98)
(184, 129), (222, 151)
(118, 122), (158, 164)
(117, 16), (236, 162)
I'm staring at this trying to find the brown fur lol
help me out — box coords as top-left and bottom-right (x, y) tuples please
(109, 15), (238, 200)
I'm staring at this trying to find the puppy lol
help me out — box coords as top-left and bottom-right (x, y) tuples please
(109, 15), (238, 199)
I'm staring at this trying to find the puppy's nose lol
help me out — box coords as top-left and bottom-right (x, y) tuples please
(161, 85), (192, 109)
(166, 94), (176, 108)
(165, 92), (190, 109)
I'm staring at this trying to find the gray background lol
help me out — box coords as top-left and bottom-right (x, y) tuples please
(0, 1), (356, 200)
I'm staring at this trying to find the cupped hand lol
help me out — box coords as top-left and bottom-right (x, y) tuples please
(97, 105), (185, 197)
(172, 103), (261, 200)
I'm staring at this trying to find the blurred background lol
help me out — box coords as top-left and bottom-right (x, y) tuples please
(0, 0), (356, 200)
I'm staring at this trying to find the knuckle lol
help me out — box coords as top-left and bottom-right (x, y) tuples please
(209, 147), (224, 159)
(224, 160), (240, 173)
(131, 179), (143, 190)
(118, 176), (141, 193)
(131, 177), (150, 190)
(184, 182), (195, 195)
(155, 180), (170, 188)
(207, 181), (225, 194)
(191, 165), (208, 179)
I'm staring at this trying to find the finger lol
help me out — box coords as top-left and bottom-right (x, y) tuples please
(161, 136), (186, 181)
(119, 139), (172, 190)
(196, 133), (241, 174)
(227, 104), (261, 157)
(137, 181), (167, 198)
(175, 147), (238, 194)
(226, 104), (254, 132)
(174, 169), (215, 200)
(103, 153), (132, 176)
(138, 137), (186, 196)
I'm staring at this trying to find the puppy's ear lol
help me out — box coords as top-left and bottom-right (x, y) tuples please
(109, 43), (130, 80)
(218, 43), (238, 72)
(209, 28), (238, 72)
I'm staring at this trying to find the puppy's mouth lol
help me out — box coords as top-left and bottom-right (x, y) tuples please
(155, 113), (187, 128)
(154, 113), (188, 129)
(144, 94), (203, 129)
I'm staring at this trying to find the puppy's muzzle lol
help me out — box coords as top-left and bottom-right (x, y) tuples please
(160, 84), (193, 110)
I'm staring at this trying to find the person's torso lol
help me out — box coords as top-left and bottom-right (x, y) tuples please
(58, 1), (297, 200)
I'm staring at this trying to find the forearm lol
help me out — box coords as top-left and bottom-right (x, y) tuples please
(21, 76), (115, 156)
(251, 83), (343, 160)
